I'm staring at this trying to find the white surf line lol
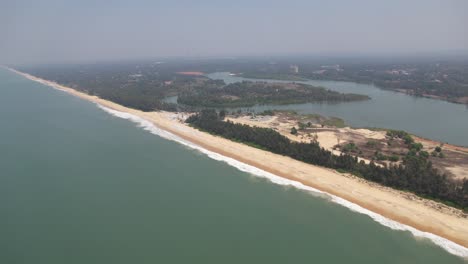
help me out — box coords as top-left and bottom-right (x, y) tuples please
(96, 105), (468, 259)
(7, 67), (468, 259)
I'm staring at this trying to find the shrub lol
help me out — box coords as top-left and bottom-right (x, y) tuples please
(410, 143), (423, 151)
(342, 142), (359, 153)
(291, 127), (298, 135)
(366, 140), (378, 148)
(375, 152), (388, 161)
(419, 151), (429, 159)
(404, 135), (414, 145)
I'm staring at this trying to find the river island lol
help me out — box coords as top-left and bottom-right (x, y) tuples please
(6, 67), (468, 258)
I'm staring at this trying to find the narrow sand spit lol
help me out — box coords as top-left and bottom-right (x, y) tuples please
(7, 68), (468, 258)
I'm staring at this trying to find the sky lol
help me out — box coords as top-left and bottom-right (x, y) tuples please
(1, 0), (468, 64)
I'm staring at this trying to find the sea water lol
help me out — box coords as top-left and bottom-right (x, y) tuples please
(1, 68), (466, 263)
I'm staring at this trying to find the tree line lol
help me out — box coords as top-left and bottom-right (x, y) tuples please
(178, 81), (370, 107)
(187, 109), (468, 211)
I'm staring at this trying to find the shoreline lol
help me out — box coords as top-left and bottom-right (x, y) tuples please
(239, 73), (468, 106)
(225, 113), (468, 180)
(6, 67), (468, 258)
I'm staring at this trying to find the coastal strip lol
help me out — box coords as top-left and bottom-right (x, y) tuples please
(5, 67), (468, 259)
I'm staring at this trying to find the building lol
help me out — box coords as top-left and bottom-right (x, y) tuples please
(290, 65), (299, 74)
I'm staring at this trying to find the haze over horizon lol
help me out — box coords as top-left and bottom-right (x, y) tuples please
(2, 0), (468, 64)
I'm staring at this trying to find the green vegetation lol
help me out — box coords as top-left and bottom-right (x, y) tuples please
(290, 127), (298, 135)
(19, 61), (378, 112)
(298, 122), (311, 130)
(241, 60), (468, 103)
(187, 110), (468, 210)
(241, 72), (309, 81)
(385, 129), (438, 161)
(386, 130), (414, 144)
(366, 140), (379, 148)
(258, 110), (275, 116)
(22, 58), (468, 110)
(322, 117), (346, 128)
(342, 142), (359, 153)
(19, 64), (185, 112)
(374, 151), (388, 161)
(386, 129), (409, 138)
(219, 109), (226, 120)
(419, 151), (430, 159)
(431, 146), (445, 159)
(178, 81), (370, 107)
(410, 143), (423, 152)
(277, 111), (345, 128)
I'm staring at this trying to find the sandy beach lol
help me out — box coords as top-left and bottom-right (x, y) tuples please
(226, 114), (468, 179)
(8, 68), (468, 256)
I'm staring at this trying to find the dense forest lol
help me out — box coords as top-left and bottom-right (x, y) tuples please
(18, 63), (182, 112)
(18, 56), (468, 105)
(303, 63), (468, 103)
(177, 81), (369, 107)
(187, 110), (468, 210)
(16, 59), (468, 209)
(17, 61), (370, 111)
(235, 58), (468, 104)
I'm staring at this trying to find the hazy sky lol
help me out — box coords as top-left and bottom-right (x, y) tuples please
(2, 0), (467, 64)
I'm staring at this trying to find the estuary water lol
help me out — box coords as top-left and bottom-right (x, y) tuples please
(1, 68), (466, 263)
(207, 72), (468, 147)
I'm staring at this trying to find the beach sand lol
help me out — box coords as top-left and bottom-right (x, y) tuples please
(8, 68), (468, 256)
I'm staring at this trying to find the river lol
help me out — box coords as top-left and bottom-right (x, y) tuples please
(206, 72), (468, 146)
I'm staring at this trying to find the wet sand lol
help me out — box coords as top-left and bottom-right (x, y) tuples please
(8, 67), (468, 256)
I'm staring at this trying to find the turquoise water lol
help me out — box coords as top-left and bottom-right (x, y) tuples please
(207, 72), (468, 147)
(1, 68), (465, 263)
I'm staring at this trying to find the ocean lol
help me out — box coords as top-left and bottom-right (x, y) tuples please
(1, 68), (465, 263)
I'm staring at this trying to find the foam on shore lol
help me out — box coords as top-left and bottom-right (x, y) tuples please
(6, 67), (467, 259)
(97, 104), (468, 259)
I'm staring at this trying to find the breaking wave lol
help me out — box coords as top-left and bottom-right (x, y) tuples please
(11, 66), (467, 259)
(97, 104), (468, 259)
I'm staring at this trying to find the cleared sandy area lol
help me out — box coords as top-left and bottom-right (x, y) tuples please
(8, 68), (468, 254)
(227, 114), (385, 149)
(227, 115), (385, 164)
(227, 113), (468, 179)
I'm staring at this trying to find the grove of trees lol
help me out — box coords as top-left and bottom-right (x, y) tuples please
(187, 110), (468, 210)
